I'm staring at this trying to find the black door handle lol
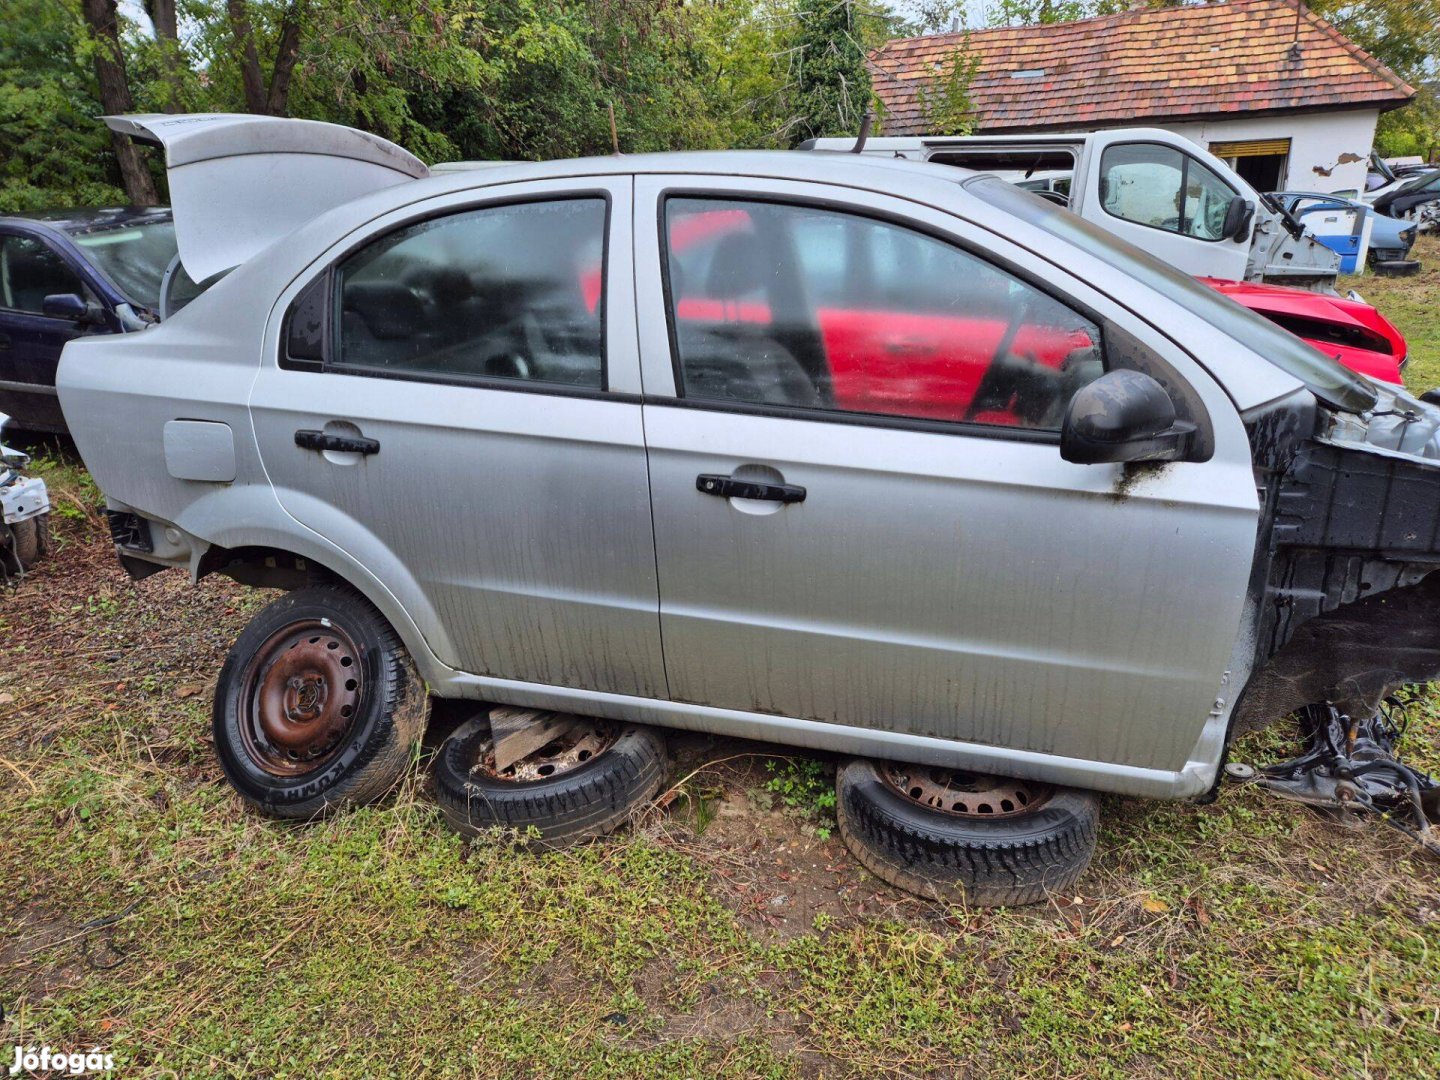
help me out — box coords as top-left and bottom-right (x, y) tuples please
(696, 473), (806, 504)
(0, 333), (10, 350)
(294, 429), (380, 455)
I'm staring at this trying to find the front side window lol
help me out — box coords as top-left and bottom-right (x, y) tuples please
(0, 234), (87, 314)
(663, 198), (1103, 431)
(1099, 144), (1237, 241)
(335, 198), (606, 388)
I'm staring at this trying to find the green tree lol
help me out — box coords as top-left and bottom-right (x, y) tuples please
(0, 0), (127, 211)
(1309, 0), (1440, 158)
(788, 0), (873, 145)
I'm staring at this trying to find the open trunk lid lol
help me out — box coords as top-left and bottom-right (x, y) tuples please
(105, 113), (428, 283)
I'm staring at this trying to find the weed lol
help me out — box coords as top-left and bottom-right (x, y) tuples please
(763, 757), (836, 838)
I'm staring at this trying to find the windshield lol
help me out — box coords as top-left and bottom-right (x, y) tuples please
(70, 220), (178, 310)
(966, 176), (1379, 414)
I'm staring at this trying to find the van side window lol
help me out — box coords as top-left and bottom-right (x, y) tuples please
(335, 199), (606, 388)
(663, 198), (1104, 432)
(1099, 144), (1237, 242)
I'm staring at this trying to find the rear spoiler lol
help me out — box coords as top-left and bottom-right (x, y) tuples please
(105, 113), (428, 283)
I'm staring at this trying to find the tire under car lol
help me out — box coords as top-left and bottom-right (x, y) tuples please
(836, 758), (1099, 907)
(210, 585), (1094, 903)
(430, 716), (669, 849)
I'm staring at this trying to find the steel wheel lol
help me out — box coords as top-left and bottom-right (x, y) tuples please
(880, 762), (1052, 818)
(237, 619), (364, 777)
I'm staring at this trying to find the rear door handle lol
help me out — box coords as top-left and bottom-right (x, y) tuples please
(294, 429), (380, 455)
(696, 473), (806, 504)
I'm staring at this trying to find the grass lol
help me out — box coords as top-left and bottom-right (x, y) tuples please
(5, 268), (1440, 1076)
(1341, 232), (1440, 391)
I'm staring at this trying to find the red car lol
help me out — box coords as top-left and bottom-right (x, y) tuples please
(578, 209), (1408, 429)
(1198, 278), (1406, 386)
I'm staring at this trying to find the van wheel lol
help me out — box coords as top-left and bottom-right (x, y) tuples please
(432, 716), (667, 849)
(836, 758), (1098, 907)
(214, 585), (428, 819)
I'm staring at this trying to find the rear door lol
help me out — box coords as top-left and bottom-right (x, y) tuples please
(250, 177), (667, 697)
(1075, 131), (1252, 281)
(0, 230), (99, 432)
(634, 175), (1259, 774)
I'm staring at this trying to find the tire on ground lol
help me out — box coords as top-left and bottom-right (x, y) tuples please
(432, 717), (668, 849)
(836, 758), (1098, 907)
(213, 584), (429, 820)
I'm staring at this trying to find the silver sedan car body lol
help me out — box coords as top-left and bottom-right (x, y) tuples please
(58, 117), (1440, 803)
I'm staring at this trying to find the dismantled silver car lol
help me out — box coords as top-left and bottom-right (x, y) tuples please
(1, 411), (51, 582)
(57, 115), (1440, 905)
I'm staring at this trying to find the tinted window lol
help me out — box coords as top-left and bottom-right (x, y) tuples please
(1100, 144), (1237, 241)
(664, 199), (1103, 431)
(966, 175), (1378, 414)
(72, 221), (178, 309)
(0, 235), (86, 314)
(336, 199), (605, 388)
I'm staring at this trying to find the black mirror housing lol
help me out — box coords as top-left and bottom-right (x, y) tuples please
(1223, 196), (1255, 242)
(1061, 369), (1197, 465)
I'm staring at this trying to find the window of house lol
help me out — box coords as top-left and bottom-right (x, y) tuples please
(663, 198), (1104, 431)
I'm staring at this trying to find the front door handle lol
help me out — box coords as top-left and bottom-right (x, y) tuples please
(294, 428), (380, 455)
(0, 333), (10, 350)
(696, 473), (806, 504)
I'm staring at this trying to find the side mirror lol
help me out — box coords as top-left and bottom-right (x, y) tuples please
(43, 292), (103, 325)
(1061, 369), (1197, 465)
(1222, 196), (1254, 242)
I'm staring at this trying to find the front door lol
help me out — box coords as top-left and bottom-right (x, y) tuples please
(0, 231), (95, 432)
(634, 177), (1259, 773)
(1078, 132), (1252, 282)
(250, 179), (666, 697)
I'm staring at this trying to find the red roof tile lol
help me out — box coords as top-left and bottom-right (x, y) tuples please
(871, 0), (1414, 135)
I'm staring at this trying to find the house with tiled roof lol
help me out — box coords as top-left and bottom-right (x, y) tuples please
(871, 0), (1414, 194)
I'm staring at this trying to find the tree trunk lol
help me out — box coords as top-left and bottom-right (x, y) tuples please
(80, 0), (159, 205)
(227, 0), (269, 113)
(143, 0), (187, 110)
(265, 5), (305, 116)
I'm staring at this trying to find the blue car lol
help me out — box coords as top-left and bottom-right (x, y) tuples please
(0, 207), (183, 434)
(1269, 191), (1419, 267)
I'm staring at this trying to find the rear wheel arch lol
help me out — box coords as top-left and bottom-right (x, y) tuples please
(192, 539), (454, 686)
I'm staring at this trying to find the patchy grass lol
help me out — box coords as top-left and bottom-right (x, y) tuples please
(3, 446), (1440, 1078)
(1341, 232), (1440, 391)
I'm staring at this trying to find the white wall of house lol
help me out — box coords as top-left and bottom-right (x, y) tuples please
(1162, 109), (1380, 194)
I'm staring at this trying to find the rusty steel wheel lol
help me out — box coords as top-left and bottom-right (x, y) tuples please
(238, 620), (365, 777)
(880, 763), (1052, 818)
(215, 586), (428, 820)
(432, 715), (667, 850)
(837, 758), (1098, 907)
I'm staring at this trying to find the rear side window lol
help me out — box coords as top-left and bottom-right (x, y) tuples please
(335, 198), (606, 388)
(0, 234), (87, 314)
(1099, 144), (1236, 242)
(663, 198), (1103, 432)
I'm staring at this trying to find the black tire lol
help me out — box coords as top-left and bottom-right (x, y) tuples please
(1372, 259), (1421, 277)
(836, 758), (1098, 907)
(213, 585), (429, 819)
(432, 717), (667, 849)
(11, 517), (41, 568)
